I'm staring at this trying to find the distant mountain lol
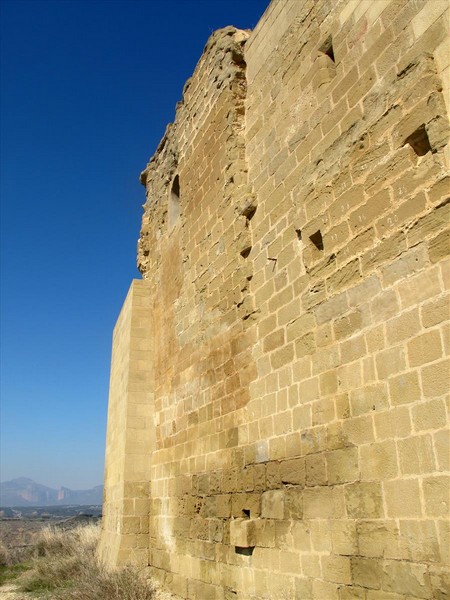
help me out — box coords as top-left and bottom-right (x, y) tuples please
(0, 477), (103, 507)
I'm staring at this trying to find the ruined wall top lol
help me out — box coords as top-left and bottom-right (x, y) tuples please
(137, 26), (250, 277)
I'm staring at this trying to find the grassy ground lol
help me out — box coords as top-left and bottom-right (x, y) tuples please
(0, 563), (30, 587)
(0, 524), (164, 600)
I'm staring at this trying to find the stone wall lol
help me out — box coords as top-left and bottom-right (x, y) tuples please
(100, 1), (450, 598)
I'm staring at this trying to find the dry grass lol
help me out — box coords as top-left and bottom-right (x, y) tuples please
(16, 523), (160, 600)
(0, 541), (33, 587)
(0, 542), (9, 567)
(0, 540), (33, 568)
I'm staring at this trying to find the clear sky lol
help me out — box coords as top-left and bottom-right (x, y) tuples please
(0, 0), (268, 490)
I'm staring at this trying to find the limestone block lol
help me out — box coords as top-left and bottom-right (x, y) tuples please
(345, 482), (384, 519)
(388, 372), (421, 406)
(360, 441), (398, 481)
(322, 555), (352, 585)
(327, 447), (359, 484)
(421, 359), (450, 397)
(434, 428), (450, 471)
(408, 330), (443, 367)
(357, 520), (399, 559)
(330, 520), (358, 556)
(261, 490), (285, 519)
(230, 518), (257, 548)
(304, 487), (345, 519)
(231, 492), (261, 518)
(384, 479), (422, 518)
(412, 398), (446, 431)
(398, 435), (436, 475)
(340, 586), (366, 600)
(422, 476), (450, 517)
(351, 557), (382, 590)
(382, 560), (431, 598)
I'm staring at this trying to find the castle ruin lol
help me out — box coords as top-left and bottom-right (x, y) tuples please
(99, 1), (450, 598)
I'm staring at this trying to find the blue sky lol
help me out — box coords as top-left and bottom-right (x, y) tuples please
(0, 0), (268, 490)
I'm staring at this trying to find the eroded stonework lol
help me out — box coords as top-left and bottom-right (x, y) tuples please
(99, 1), (450, 598)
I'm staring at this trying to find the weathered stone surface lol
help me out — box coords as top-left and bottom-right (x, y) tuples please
(100, 1), (450, 598)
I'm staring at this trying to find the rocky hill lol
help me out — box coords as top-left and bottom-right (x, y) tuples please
(0, 477), (103, 507)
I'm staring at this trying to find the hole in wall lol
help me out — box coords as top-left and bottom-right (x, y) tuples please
(242, 310), (259, 321)
(231, 49), (246, 68)
(319, 35), (335, 62)
(169, 174), (181, 228)
(172, 174), (180, 198)
(242, 509), (251, 518)
(295, 228), (302, 241)
(309, 230), (324, 251)
(404, 124), (432, 156)
(235, 546), (254, 556)
(240, 246), (252, 259)
(243, 205), (257, 221)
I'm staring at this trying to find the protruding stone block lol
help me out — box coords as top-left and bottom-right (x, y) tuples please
(230, 518), (257, 547)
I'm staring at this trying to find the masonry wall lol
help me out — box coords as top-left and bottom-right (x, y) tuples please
(99, 280), (154, 566)
(100, 1), (450, 599)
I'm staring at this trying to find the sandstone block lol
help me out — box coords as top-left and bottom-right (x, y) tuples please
(263, 328), (285, 352)
(386, 308), (421, 344)
(351, 557), (382, 590)
(382, 560), (431, 598)
(340, 586), (366, 600)
(422, 475), (450, 517)
(429, 229), (450, 264)
(284, 487), (303, 519)
(306, 453), (327, 487)
(398, 268), (441, 309)
(429, 565), (450, 600)
(343, 414), (374, 445)
(231, 493), (261, 518)
(326, 447), (359, 484)
(398, 434), (436, 475)
(322, 554), (352, 585)
(421, 294), (449, 328)
(411, 398), (446, 431)
(384, 479), (422, 518)
(345, 482), (384, 518)
(434, 428), (450, 471)
(349, 189), (391, 234)
(370, 289), (400, 323)
(357, 520), (399, 558)
(279, 457), (305, 485)
(350, 383), (389, 416)
(303, 486), (344, 518)
(330, 520), (357, 556)
(334, 310), (363, 341)
(421, 358), (450, 397)
(399, 519), (441, 563)
(375, 346), (406, 380)
(122, 516), (141, 535)
(294, 577), (313, 599)
(261, 490), (285, 519)
(360, 440), (398, 481)
(388, 371), (421, 405)
(362, 233), (406, 278)
(408, 329), (443, 367)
